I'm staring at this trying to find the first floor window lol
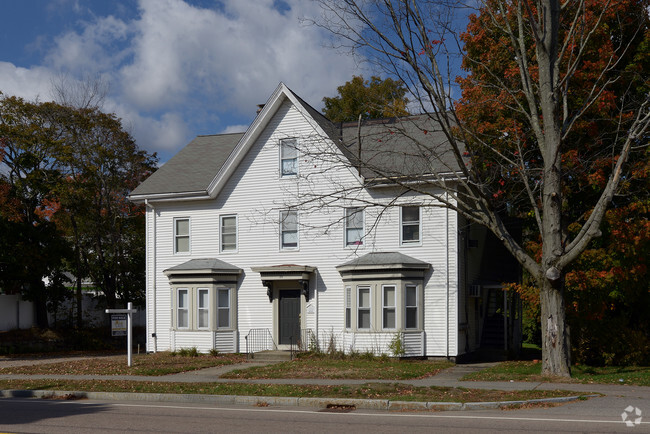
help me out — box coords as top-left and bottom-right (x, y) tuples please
(174, 218), (190, 253)
(345, 287), (351, 329)
(401, 206), (420, 245)
(197, 288), (209, 328)
(220, 215), (237, 252)
(177, 288), (189, 328)
(382, 285), (396, 329)
(217, 288), (230, 328)
(280, 210), (298, 249)
(405, 285), (418, 329)
(357, 286), (371, 329)
(345, 207), (364, 246)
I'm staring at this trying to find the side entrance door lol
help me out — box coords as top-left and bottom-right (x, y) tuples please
(279, 290), (300, 346)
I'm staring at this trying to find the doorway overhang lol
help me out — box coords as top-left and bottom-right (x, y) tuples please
(251, 265), (316, 301)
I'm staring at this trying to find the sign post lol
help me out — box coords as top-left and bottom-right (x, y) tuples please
(105, 302), (138, 367)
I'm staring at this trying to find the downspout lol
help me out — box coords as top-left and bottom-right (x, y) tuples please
(145, 199), (157, 353)
(315, 269), (319, 345)
(446, 194), (450, 359)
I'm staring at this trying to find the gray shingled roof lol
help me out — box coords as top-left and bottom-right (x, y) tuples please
(163, 258), (242, 274)
(130, 87), (465, 199)
(130, 133), (243, 197)
(339, 115), (463, 180)
(336, 252), (430, 271)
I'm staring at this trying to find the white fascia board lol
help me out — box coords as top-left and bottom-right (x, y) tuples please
(128, 190), (210, 203)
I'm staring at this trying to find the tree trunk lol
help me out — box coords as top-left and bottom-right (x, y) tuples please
(31, 280), (49, 329)
(540, 278), (571, 377)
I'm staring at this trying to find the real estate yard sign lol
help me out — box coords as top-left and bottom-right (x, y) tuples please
(111, 314), (127, 336)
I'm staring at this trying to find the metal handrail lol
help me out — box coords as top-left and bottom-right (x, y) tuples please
(245, 328), (277, 359)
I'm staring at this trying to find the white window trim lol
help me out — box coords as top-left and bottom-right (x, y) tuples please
(220, 214), (238, 253)
(177, 288), (189, 329)
(217, 287), (231, 329)
(279, 137), (298, 177)
(357, 286), (371, 330)
(279, 209), (299, 251)
(196, 288), (210, 329)
(173, 217), (191, 255)
(400, 206), (422, 246)
(405, 284), (419, 330)
(344, 207), (365, 248)
(382, 284), (397, 330)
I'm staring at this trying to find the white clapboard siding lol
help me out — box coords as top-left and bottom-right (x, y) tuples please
(402, 331), (425, 357)
(145, 96), (462, 357)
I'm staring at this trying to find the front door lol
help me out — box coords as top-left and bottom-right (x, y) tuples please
(279, 290), (300, 345)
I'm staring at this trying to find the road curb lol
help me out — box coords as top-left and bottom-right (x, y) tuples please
(0, 389), (598, 411)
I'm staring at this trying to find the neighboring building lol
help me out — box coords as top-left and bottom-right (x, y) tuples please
(129, 83), (520, 359)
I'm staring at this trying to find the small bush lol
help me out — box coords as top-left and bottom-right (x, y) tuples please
(174, 347), (200, 357)
(388, 332), (406, 357)
(208, 348), (219, 357)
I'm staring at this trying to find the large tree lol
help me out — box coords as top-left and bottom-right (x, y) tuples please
(322, 75), (410, 121)
(315, 0), (650, 376)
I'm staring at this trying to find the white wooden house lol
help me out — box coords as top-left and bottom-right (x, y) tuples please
(129, 83), (520, 359)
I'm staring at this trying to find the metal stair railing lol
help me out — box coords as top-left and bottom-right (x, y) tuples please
(245, 328), (277, 359)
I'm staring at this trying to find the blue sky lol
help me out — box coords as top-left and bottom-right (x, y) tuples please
(0, 0), (362, 163)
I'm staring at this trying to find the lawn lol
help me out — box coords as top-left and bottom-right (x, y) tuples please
(461, 361), (650, 386)
(220, 354), (454, 380)
(0, 378), (588, 403)
(0, 352), (246, 376)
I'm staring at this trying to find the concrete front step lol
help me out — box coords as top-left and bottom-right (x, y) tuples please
(251, 350), (292, 362)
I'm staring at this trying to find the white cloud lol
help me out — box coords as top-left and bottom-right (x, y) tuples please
(221, 124), (248, 134)
(0, 62), (55, 101)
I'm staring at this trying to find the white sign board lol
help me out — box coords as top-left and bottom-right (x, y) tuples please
(111, 314), (127, 336)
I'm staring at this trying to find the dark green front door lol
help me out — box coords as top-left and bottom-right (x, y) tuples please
(279, 290), (300, 345)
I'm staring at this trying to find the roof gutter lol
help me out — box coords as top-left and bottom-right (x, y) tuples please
(128, 190), (211, 203)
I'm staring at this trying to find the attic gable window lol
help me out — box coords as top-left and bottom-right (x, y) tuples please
(280, 138), (298, 176)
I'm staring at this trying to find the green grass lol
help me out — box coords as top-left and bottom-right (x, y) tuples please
(0, 379), (588, 403)
(0, 352), (246, 376)
(461, 361), (650, 386)
(221, 354), (454, 380)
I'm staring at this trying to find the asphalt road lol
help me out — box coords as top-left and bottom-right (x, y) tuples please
(0, 396), (647, 433)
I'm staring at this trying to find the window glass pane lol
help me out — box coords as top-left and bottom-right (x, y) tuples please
(222, 216), (236, 230)
(198, 310), (209, 328)
(198, 290), (208, 308)
(358, 288), (370, 307)
(218, 310), (230, 328)
(281, 211), (297, 230)
(280, 139), (297, 158)
(222, 233), (236, 245)
(402, 224), (420, 242)
(406, 307), (417, 329)
(406, 286), (417, 307)
(383, 308), (396, 329)
(218, 289), (230, 308)
(345, 308), (351, 329)
(178, 290), (188, 308)
(176, 219), (189, 235)
(358, 309), (370, 329)
(178, 309), (188, 328)
(175, 236), (189, 253)
(346, 228), (362, 245)
(281, 159), (297, 175)
(383, 286), (395, 307)
(282, 231), (298, 247)
(402, 206), (419, 222)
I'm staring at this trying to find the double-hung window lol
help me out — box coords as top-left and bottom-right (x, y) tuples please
(280, 210), (298, 249)
(177, 288), (189, 328)
(405, 285), (418, 329)
(382, 285), (396, 329)
(401, 206), (421, 245)
(357, 286), (371, 329)
(345, 207), (364, 246)
(174, 218), (190, 253)
(197, 288), (209, 329)
(220, 215), (237, 252)
(217, 288), (230, 328)
(280, 138), (298, 176)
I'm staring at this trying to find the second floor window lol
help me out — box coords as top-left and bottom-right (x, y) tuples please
(174, 218), (190, 253)
(280, 138), (298, 176)
(280, 210), (298, 249)
(401, 206), (421, 245)
(345, 207), (364, 246)
(220, 215), (237, 252)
